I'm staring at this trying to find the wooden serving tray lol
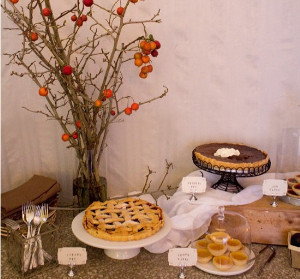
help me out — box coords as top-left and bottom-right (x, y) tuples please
(225, 196), (300, 245)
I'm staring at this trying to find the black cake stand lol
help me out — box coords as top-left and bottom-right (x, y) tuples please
(192, 151), (271, 193)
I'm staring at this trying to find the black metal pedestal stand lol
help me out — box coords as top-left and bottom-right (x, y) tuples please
(192, 151), (271, 193)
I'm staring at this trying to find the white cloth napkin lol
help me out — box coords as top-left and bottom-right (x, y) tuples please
(144, 170), (264, 253)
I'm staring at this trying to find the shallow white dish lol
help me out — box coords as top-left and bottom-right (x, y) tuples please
(194, 250), (255, 276)
(72, 211), (171, 259)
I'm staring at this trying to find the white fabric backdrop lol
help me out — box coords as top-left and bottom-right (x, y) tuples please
(1, 0), (300, 204)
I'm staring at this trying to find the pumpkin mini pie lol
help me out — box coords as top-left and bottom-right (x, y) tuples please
(209, 231), (231, 245)
(295, 174), (300, 183)
(230, 251), (249, 266)
(213, 255), (233, 271)
(227, 238), (242, 252)
(192, 238), (211, 249)
(207, 243), (227, 256)
(196, 248), (213, 264)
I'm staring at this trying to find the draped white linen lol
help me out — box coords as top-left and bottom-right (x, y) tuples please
(1, 1), (300, 204)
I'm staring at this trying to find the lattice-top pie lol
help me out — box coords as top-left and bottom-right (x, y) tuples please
(83, 197), (164, 241)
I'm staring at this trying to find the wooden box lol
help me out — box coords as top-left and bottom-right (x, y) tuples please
(225, 196), (300, 245)
(288, 231), (300, 269)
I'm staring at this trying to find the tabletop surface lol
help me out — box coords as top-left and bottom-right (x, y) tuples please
(1, 210), (300, 279)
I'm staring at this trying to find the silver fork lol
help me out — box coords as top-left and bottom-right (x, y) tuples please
(37, 204), (50, 266)
(24, 203), (35, 238)
(30, 206), (41, 270)
(37, 204), (48, 235)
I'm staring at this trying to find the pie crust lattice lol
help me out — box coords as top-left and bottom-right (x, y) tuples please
(83, 197), (164, 241)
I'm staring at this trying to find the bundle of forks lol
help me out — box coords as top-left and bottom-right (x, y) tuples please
(22, 202), (52, 272)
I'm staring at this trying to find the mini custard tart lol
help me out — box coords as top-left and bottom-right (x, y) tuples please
(197, 248), (213, 264)
(230, 251), (249, 266)
(207, 243), (227, 256)
(192, 238), (211, 249)
(209, 232), (231, 245)
(205, 234), (213, 242)
(227, 238), (242, 252)
(213, 255), (233, 271)
(238, 245), (247, 254)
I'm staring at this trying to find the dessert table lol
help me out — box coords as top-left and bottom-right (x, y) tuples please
(1, 210), (299, 279)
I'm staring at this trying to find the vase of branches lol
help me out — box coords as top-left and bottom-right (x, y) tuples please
(2, 0), (167, 207)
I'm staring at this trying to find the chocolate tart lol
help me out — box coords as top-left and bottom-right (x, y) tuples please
(193, 143), (269, 169)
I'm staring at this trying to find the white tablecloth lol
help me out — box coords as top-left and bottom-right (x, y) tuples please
(143, 170), (297, 253)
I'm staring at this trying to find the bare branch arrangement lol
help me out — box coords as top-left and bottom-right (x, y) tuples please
(2, 0), (168, 207)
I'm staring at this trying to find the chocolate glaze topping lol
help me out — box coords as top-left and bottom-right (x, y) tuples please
(194, 143), (267, 163)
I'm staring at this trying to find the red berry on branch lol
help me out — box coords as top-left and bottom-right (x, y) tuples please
(103, 89), (113, 98)
(110, 110), (116, 116)
(81, 14), (88, 22)
(72, 132), (78, 139)
(83, 0), (93, 7)
(62, 133), (69, 141)
(30, 32), (38, 41)
(39, 87), (48, 96)
(131, 103), (139, 111)
(76, 18), (83, 27)
(71, 15), (77, 22)
(130, 0), (138, 3)
(62, 65), (73, 75)
(151, 50), (159, 57)
(10, 0), (19, 4)
(117, 7), (124, 16)
(42, 8), (52, 17)
(125, 107), (132, 115)
(154, 40), (161, 49)
(76, 120), (81, 128)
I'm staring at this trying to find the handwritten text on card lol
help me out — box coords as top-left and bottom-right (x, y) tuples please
(58, 247), (87, 265)
(168, 248), (197, 267)
(182, 177), (207, 193)
(263, 179), (287, 196)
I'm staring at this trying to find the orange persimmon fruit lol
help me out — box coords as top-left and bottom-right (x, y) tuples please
(62, 134), (69, 141)
(94, 99), (102, 107)
(39, 87), (48, 96)
(134, 58), (143, 67)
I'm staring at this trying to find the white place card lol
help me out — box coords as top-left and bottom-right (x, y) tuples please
(182, 177), (207, 193)
(168, 248), (197, 267)
(263, 179), (288, 196)
(58, 247), (87, 265)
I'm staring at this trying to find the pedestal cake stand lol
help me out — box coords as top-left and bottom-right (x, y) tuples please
(72, 211), (171, 260)
(192, 152), (271, 193)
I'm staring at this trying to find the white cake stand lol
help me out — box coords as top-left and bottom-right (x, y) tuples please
(71, 211), (171, 260)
